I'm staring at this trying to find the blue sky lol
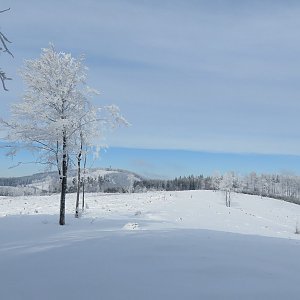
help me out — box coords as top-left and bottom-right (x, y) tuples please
(97, 147), (300, 178)
(1, 0), (300, 178)
(2, 145), (300, 178)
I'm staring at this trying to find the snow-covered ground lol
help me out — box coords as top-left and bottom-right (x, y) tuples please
(1, 190), (300, 299)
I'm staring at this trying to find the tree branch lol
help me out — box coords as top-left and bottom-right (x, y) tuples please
(0, 8), (10, 13)
(0, 69), (11, 91)
(0, 7), (13, 91)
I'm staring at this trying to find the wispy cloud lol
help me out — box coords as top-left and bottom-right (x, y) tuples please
(1, 0), (300, 155)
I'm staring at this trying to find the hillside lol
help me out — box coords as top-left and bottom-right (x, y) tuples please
(1, 191), (300, 299)
(0, 168), (143, 196)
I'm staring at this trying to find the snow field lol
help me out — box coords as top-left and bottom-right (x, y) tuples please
(1, 190), (300, 239)
(1, 190), (300, 299)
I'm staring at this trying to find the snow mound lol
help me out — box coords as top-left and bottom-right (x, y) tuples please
(123, 222), (140, 230)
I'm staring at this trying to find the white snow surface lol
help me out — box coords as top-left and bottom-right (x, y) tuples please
(1, 190), (300, 299)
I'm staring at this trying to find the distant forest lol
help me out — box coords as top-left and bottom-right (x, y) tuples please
(1, 171), (300, 205)
(134, 172), (300, 205)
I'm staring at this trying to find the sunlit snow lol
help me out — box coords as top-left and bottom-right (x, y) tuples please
(1, 190), (300, 299)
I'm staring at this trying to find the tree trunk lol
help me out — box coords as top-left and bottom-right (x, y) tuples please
(59, 131), (67, 225)
(75, 151), (82, 218)
(82, 153), (87, 211)
(82, 180), (85, 210)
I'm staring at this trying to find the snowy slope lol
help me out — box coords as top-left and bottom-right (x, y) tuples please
(1, 190), (300, 299)
(0, 168), (142, 195)
(1, 190), (300, 239)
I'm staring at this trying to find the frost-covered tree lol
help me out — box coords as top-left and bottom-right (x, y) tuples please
(73, 103), (128, 218)
(70, 96), (99, 218)
(220, 172), (235, 207)
(1, 45), (101, 225)
(0, 8), (13, 91)
(211, 171), (221, 191)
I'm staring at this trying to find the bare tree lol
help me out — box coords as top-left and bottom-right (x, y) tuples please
(0, 8), (13, 91)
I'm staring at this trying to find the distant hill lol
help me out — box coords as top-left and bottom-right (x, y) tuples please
(0, 168), (143, 196)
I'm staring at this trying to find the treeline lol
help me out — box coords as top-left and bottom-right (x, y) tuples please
(134, 175), (214, 192)
(133, 172), (300, 204)
(2, 170), (300, 206)
(68, 175), (128, 194)
(0, 170), (136, 196)
(0, 172), (56, 187)
(0, 186), (42, 197)
(0, 175), (35, 187)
